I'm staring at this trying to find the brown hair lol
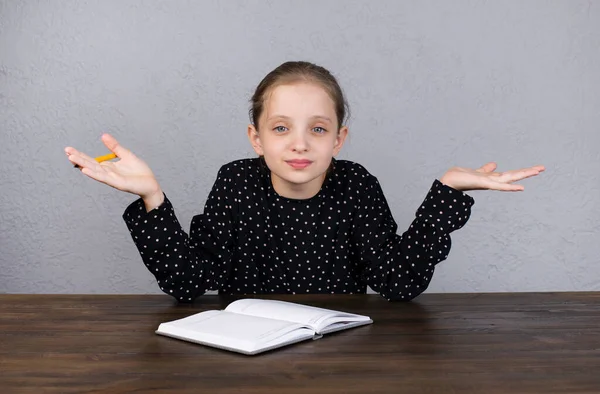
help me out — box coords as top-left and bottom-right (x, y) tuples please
(249, 61), (350, 131)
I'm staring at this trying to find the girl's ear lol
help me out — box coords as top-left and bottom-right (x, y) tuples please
(333, 126), (348, 156)
(247, 125), (264, 155)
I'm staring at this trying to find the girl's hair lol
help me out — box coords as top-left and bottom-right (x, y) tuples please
(249, 61), (350, 130)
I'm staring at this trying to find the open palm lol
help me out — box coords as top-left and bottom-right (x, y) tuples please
(65, 134), (162, 200)
(440, 162), (545, 192)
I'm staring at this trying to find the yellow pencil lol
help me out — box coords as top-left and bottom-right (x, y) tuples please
(93, 153), (118, 163)
(73, 153), (118, 168)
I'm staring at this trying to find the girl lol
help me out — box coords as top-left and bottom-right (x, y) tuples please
(65, 61), (544, 303)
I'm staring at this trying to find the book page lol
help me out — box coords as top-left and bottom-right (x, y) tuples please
(157, 310), (314, 354)
(225, 299), (371, 332)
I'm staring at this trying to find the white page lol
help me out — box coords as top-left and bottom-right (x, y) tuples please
(225, 299), (370, 331)
(157, 310), (312, 352)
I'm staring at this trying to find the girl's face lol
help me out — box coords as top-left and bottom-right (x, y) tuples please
(248, 82), (348, 199)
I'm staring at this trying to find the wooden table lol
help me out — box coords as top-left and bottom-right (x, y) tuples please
(1, 293), (599, 393)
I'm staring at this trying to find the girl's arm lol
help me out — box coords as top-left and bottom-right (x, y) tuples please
(354, 176), (474, 301)
(123, 166), (237, 303)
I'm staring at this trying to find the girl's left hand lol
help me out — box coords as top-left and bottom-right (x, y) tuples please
(439, 162), (545, 192)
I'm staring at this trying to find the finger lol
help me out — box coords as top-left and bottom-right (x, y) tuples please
(65, 146), (94, 159)
(515, 170), (543, 182)
(476, 162), (497, 173)
(493, 183), (525, 192)
(500, 168), (543, 183)
(530, 165), (545, 172)
(504, 165), (545, 177)
(68, 150), (103, 170)
(101, 133), (133, 159)
(65, 146), (96, 161)
(513, 165), (546, 173)
(483, 178), (525, 191)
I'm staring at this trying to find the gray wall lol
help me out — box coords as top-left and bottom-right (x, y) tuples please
(1, 0), (599, 295)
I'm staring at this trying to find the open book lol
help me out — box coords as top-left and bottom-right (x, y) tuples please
(156, 299), (373, 355)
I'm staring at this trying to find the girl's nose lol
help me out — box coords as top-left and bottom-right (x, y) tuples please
(291, 130), (309, 152)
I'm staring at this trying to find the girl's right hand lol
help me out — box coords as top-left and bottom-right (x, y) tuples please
(65, 133), (164, 210)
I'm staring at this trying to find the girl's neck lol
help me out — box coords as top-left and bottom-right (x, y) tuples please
(270, 172), (326, 200)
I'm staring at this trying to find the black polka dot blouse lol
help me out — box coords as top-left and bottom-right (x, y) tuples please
(123, 158), (474, 303)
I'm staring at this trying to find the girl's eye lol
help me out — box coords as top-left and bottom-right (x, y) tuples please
(313, 127), (326, 134)
(274, 126), (288, 133)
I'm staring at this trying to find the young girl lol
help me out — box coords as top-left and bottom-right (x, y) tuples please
(65, 61), (544, 303)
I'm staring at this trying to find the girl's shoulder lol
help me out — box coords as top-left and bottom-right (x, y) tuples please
(218, 158), (264, 176)
(327, 159), (383, 202)
(331, 159), (378, 183)
(211, 158), (267, 192)
(213, 158), (265, 184)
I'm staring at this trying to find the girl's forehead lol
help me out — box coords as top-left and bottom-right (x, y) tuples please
(263, 83), (336, 114)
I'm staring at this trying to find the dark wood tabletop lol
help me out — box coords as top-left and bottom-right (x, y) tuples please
(1, 292), (599, 393)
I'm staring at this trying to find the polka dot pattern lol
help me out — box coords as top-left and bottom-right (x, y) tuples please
(123, 158), (474, 303)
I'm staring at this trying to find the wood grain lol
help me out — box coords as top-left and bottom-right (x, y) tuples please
(1, 293), (599, 393)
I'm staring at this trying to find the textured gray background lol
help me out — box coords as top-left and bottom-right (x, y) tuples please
(1, 0), (599, 296)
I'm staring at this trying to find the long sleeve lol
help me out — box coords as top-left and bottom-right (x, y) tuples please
(123, 166), (237, 303)
(354, 176), (474, 301)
